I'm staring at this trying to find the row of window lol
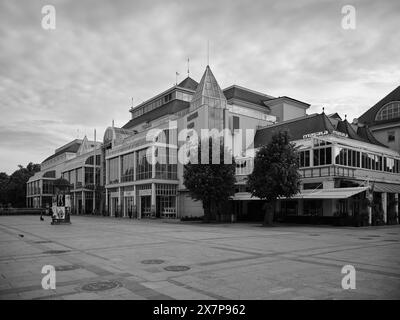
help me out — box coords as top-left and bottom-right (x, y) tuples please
(131, 91), (193, 120)
(298, 146), (400, 173)
(109, 148), (178, 184)
(27, 180), (54, 195)
(62, 167), (101, 188)
(27, 180), (41, 195)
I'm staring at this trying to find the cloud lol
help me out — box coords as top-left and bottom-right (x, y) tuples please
(0, 0), (399, 173)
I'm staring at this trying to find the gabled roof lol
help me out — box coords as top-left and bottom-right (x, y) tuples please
(190, 65), (227, 109)
(42, 140), (82, 163)
(177, 77), (198, 91)
(336, 120), (366, 142)
(327, 113), (342, 120)
(254, 113), (335, 147)
(358, 85), (400, 125)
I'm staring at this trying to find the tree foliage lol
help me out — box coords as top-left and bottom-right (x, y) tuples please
(247, 131), (301, 203)
(0, 162), (40, 207)
(183, 139), (236, 221)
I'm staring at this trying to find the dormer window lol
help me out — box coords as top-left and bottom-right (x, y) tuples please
(375, 101), (400, 121)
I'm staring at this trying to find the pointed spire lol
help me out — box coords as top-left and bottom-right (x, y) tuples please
(190, 65), (227, 110)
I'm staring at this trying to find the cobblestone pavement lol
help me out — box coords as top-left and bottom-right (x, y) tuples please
(0, 215), (399, 300)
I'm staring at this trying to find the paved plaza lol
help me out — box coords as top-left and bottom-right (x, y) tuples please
(0, 215), (399, 300)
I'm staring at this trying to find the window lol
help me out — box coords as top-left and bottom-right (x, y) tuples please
(375, 101), (400, 121)
(121, 152), (135, 182)
(388, 131), (395, 142)
(313, 147), (331, 166)
(155, 147), (177, 180)
(136, 149), (152, 180)
(233, 116), (240, 130)
(108, 157), (119, 184)
(76, 168), (83, 188)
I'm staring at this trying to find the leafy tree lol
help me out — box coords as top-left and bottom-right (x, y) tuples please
(247, 131), (301, 225)
(0, 172), (9, 207)
(0, 163), (40, 207)
(183, 138), (236, 222)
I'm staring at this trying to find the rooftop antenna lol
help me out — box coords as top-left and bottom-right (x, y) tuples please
(131, 97), (133, 108)
(187, 57), (190, 77)
(175, 71), (179, 85)
(207, 40), (210, 66)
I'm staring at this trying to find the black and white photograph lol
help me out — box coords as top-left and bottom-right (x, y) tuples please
(0, 0), (399, 310)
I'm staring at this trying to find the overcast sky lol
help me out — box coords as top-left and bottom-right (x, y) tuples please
(0, 0), (399, 174)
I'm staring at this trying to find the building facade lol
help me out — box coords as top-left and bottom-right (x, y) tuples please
(356, 86), (400, 153)
(234, 112), (400, 224)
(27, 65), (400, 225)
(27, 137), (102, 214)
(102, 65), (310, 219)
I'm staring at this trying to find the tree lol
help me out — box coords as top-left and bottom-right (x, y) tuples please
(183, 138), (236, 222)
(0, 163), (40, 207)
(246, 131), (301, 226)
(0, 172), (9, 207)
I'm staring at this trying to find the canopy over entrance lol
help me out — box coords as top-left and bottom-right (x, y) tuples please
(232, 187), (368, 200)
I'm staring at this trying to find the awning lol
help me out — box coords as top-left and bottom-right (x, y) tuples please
(372, 182), (400, 194)
(232, 187), (368, 201)
(289, 187), (368, 199)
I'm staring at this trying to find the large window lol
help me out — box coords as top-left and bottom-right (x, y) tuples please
(313, 147), (332, 166)
(136, 149), (152, 180)
(108, 157), (119, 184)
(121, 152), (135, 182)
(375, 101), (400, 121)
(155, 147), (177, 180)
(299, 150), (310, 168)
(335, 147), (360, 167)
(69, 170), (76, 188)
(42, 180), (53, 194)
(76, 168), (83, 188)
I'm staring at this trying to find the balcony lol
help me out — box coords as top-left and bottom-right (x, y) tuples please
(300, 164), (400, 184)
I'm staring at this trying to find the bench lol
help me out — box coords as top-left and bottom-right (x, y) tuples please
(162, 207), (176, 219)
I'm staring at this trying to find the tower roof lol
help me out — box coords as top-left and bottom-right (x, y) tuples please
(177, 77), (198, 91)
(190, 65), (227, 110)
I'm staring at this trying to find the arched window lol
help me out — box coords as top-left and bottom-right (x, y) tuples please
(375, 101), (400, 121)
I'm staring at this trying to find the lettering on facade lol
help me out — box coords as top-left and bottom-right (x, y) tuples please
(302, 130), (329, 139)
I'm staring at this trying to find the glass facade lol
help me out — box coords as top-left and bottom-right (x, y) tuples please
(108, 157), (119, 184)
(76, 168), (83, 188)
(334, 146), (400, 173)
(121, 152), (135, 182)
(42, 180), (53, 194)
(136, 149), (152, 180)
(155, 147), (177, 180)
(299, 150), (310, 168)
(313, 147), (332, 166)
